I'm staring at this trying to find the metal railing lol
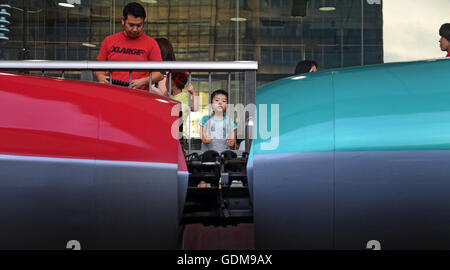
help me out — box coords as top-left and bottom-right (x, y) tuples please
(0, 60), (258, 154)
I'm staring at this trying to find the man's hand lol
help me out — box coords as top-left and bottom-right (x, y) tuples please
(95, 72), (109, 84)
(131, 77), (149, 89)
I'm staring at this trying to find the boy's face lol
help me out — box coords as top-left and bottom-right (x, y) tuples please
(211, 94), (228, 113)
(440, 36), (450, 52)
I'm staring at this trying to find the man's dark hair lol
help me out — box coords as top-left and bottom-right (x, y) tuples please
(211, 89), (229, 102)
(294, 60), (318, 75)
(440, 23), (450, 41)
(123, 2), (146, 20)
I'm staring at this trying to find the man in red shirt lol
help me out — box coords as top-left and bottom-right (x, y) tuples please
(439, 23), (450, 58)
(95, 2), (163, 90)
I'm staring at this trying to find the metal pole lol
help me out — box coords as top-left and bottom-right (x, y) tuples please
(236, 0), (239, 61)
(65, 9), (68, 60)
(149, 71), (152, 92)
(22, 0), (26, 57)
(341, 27), (344, 67)
(169, 72), (172, 97)
(228, 72), (234, 150)
(129, 71), (132, 88)
(244, 71), (256, 154)
(208, 72), (212, 117)
(234, 0), (241, 137)
(227, 72), (231, 102)
(361, 0), (364, 66)
(188, 72), (192, 154)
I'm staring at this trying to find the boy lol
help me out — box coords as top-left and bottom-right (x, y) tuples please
(439, 23), (450, 57)
(200, 90), (236, 153)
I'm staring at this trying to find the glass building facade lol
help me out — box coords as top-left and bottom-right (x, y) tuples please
(1, 0), (383, 79)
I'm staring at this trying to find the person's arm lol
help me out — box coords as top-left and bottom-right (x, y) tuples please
(187, 84), (198, 112)
(151, 85), (165, 95)
(149, 77), (169, 96)
(155, 76), (169, 96)
(201, 126), (212, 144)
(227, 129), (236, 148)
(151, 71), (164, 84)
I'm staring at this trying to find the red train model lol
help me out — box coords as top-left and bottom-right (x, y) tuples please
(0, 72), (190, 249)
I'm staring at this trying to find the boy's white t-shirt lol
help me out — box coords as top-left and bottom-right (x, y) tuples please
(200, 115), (237, 153)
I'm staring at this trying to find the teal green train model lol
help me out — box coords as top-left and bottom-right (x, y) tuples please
(250, 58), (450, 249)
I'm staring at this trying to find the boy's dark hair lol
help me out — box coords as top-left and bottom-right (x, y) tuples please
(440, 23), (450, 41)
(211, 89), (229, 102)
(156, 38), (176, 61)
(123, 2), (146, 20)
(294, 60), (318, 75)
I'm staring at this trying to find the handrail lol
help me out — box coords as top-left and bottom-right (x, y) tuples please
(0, 60), (258, 71)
